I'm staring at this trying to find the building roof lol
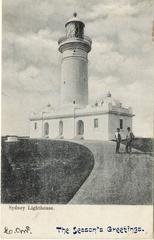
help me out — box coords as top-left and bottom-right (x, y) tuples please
(30, 98), (134, 121)
(93, 91), (122, 107)
(103, 92), (121, 106)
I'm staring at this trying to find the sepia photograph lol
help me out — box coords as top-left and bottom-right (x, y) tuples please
(1, 0), (154, 208)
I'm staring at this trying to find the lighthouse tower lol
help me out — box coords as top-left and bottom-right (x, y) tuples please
(58, 13), (92, 107)
(30, 14), (134, 140)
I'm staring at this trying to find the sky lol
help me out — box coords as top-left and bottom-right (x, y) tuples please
(2, 0), (154, 137)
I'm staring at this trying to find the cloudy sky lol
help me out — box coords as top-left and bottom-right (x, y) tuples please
(2, 0), (154, 137)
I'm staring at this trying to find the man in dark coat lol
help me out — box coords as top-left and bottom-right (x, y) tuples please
(126, 127), (135, 153)
(115, 128), (121, 153)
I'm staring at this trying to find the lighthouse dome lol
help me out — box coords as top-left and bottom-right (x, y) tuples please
(65, 13), (85, 27)
(103, 91), (122, 107)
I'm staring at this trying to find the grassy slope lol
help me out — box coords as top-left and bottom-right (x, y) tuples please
(121, 138), (154, 153)
(1, 139), (94, 204)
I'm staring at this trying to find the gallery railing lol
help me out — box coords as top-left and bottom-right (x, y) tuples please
(58, 35), (92, 47)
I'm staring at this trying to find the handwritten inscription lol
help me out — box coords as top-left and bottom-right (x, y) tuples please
(4, 226), (32, 235)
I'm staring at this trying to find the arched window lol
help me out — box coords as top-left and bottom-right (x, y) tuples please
(59, 120), (63, 136)
(44, 122), (49, 137)
(77, 120), (84, 135)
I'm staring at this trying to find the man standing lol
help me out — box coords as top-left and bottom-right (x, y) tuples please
(115, 128), (121, 153)
(126, 127), (135, 153)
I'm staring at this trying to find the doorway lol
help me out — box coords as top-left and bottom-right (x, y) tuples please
(77, 120), (84, 135)
(44, 122), (49, 137)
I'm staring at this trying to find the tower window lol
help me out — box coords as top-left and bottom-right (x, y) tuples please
(64, 81), (66, 84)
(120, 119), (123, 129)
(94, 119), (98, 128)
(34, 122), (37, 130)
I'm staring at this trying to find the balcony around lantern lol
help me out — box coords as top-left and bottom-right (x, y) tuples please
(58, 35), (92, 48)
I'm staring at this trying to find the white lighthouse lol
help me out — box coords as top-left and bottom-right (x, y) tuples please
(29, 14), (134, 140)
(58, 13), (92, 107)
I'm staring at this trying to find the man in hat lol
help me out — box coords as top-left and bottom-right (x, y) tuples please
(126, 127), (135, 153)
(115, 128), (121, 153)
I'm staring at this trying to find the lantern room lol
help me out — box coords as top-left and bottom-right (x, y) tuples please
(65, 13), (85, 39)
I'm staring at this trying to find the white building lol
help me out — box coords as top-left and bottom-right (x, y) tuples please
(30, 13), (134, 140)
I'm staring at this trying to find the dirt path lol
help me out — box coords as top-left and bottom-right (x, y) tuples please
(69, 140), (152, 204)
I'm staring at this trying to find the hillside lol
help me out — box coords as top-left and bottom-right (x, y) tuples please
(2, 138), (153, 205)
(70, 140), (153, 204)
(1, 139), (94, 204)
